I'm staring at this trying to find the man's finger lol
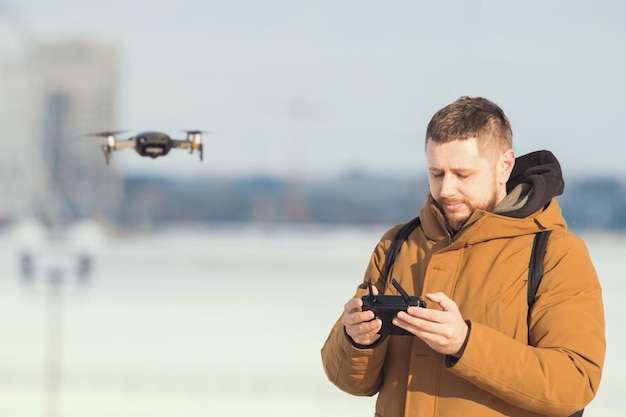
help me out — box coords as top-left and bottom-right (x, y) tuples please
(425, 291), (459, 312)
(345, 310), (375, 325)
(344, 297), (363, 313)
(366, 283), (379, 296)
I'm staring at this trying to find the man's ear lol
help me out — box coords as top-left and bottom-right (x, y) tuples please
(498, 149), (516, 185)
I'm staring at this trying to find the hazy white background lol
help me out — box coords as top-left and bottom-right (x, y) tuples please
(0, 226), (624, 416)
(7, 0), (626, 179)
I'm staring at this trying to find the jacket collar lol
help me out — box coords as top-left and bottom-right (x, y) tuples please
(420, 195), (567, 247)
(419, 149), (567, 245)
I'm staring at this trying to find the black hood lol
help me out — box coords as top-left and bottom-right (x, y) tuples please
(497, 150), (565, 218)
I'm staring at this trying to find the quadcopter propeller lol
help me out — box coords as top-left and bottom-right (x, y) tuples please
(178, 129), (211, 134)
(85, 130), (128, 138)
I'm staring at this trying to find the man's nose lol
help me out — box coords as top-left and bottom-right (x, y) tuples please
(440, 174), (458, 197)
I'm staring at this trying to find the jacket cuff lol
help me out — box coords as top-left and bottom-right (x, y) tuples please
(445, 320), (472, 367)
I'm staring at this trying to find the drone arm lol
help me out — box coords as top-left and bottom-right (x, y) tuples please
(170, 139), (189, 150)
(114, 139), (136, 150)
(172, 139), (202, 158)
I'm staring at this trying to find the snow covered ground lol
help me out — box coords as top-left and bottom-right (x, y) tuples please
(0, 223), (622, 416)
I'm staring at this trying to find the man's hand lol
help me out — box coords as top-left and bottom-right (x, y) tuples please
(393, 292), (469, 357)
(343, 285), (382, 346)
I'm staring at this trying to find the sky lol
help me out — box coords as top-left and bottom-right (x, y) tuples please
(3, 0), (626, 180)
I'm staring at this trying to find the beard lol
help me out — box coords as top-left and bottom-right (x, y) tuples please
(436, 187), (500, 232)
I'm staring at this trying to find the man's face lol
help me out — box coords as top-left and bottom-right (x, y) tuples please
(426, 138), (508, 231)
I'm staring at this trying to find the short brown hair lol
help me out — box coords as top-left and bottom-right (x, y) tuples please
(425, 96), (513, 156)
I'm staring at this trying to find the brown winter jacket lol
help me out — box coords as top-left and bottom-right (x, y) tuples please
(321, 151), (605, 417)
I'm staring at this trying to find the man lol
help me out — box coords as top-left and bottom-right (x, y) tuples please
(321, 97), (605, 417)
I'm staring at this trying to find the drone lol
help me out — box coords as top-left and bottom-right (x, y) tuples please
(88, 130), (206, 164)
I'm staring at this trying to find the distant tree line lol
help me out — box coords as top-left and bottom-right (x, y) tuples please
(116, 174), (626, 232)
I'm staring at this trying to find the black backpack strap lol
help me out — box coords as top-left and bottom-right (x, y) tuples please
(527, 230), (552, 309)
(526, 230), (584, 417)
(380, 216), (421, 281)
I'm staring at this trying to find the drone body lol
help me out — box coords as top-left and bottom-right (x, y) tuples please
(89, 130), (205, 164)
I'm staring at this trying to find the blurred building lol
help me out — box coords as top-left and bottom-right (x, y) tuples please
(0, 7), (123, 224)
(0, 2), (41, 223)
(28, 39), (123, 222)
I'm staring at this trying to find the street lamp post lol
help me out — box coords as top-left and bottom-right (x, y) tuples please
(45, 267), (64, 417)
(11, 219), (102, 417)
